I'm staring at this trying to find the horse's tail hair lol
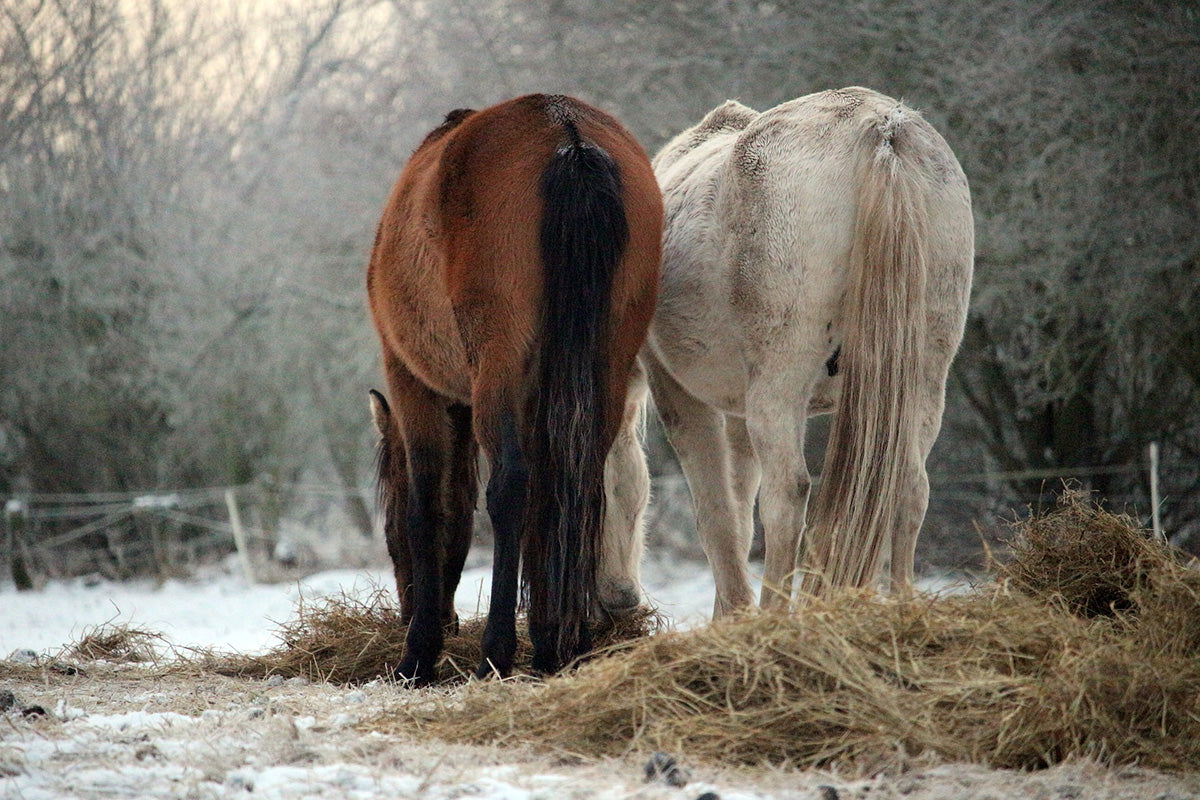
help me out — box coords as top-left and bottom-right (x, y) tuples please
(524, 126), (628, 669)
(800, 106), (930, 595)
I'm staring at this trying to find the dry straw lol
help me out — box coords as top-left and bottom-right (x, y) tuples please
(207, 491), (1200, 773)
(381, 492), (1200, 772)
(67, 623), (167, 664)
(204, 586), (663, 685)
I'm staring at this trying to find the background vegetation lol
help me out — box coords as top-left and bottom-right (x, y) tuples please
(2, 0), (1197, 577)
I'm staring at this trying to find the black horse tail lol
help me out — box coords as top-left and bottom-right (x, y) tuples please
(523, 121), (628, 673)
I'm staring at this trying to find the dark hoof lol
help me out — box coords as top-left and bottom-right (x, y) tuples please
(530, 655), (557, 676)
(478, 622), (516, 680)
(394, 657), (436, 687)
(473, 657), (511, 680)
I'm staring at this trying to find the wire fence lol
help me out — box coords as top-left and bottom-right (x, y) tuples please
(0, 480), (367, 590)
(1, 450), (1184, 590)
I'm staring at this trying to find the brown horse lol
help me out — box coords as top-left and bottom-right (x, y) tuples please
(366, 94), (661, 683)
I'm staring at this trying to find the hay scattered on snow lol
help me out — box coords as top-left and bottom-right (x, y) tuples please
(194, 492), (1200, 773)
(67, 623), (167, 664)
(370, 492), (1200, 773)
(204, 586), (664, 686)
(0, 625), (171, 682)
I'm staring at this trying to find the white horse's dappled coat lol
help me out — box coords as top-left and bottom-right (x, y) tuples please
(605, 88), (973, 615)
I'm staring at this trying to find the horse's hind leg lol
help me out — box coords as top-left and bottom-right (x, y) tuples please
(440, 403), (478, 632)
(475, 404), (527, 679)
(891, 355), (954, 591)
(746, 380), (811, 611)
(645, 353), (759, 616)
(598, 360), (650, 618)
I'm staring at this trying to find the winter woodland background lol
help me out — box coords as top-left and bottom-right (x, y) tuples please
(2, 0), (1198, 585)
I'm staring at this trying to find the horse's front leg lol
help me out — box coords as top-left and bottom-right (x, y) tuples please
(369, 390), (413, 625)
(439, 403), (478, 634)
(890, 371), (946, 592)
(598, 359), (650, 619)
(384, 366), (454, 686)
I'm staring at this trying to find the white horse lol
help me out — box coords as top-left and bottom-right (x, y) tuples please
(602, 87), (974, 616)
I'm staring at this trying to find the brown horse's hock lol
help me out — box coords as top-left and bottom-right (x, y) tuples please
(366, 95), (662, 683)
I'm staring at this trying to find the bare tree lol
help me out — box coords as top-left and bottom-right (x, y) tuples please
(4, 0), (1197, 576)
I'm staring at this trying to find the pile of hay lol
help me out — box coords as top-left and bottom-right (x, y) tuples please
(67, 623), (166, 664)
(206, 586), (663, 685)
(374, 492), (1200, 772)
(997, 491), (1171, 616)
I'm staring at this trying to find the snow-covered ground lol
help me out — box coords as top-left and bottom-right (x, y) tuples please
(3, 556), (1194, 800)
(0, 552), (730, 658)
(0, 553), (772, 800)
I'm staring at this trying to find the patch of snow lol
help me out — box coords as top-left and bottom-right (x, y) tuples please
(75, 710), (202, 731)
(0, 550), (962, 659)
(0, 552), (728, 658)
(1, 548), (1091, 800)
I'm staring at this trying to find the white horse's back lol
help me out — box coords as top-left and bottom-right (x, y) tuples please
(631, 88), (972, 612)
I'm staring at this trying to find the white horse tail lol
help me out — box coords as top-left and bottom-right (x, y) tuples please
(800, 105), (931, 595)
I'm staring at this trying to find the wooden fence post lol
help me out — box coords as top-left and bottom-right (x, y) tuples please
(225, 488), (256, 584)
(253, 474), (281, 558)
(1149, 442), (1164, 542)
(5, 498), (34, 591)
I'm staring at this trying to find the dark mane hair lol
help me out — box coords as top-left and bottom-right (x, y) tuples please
(416, 107), (475, 151)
